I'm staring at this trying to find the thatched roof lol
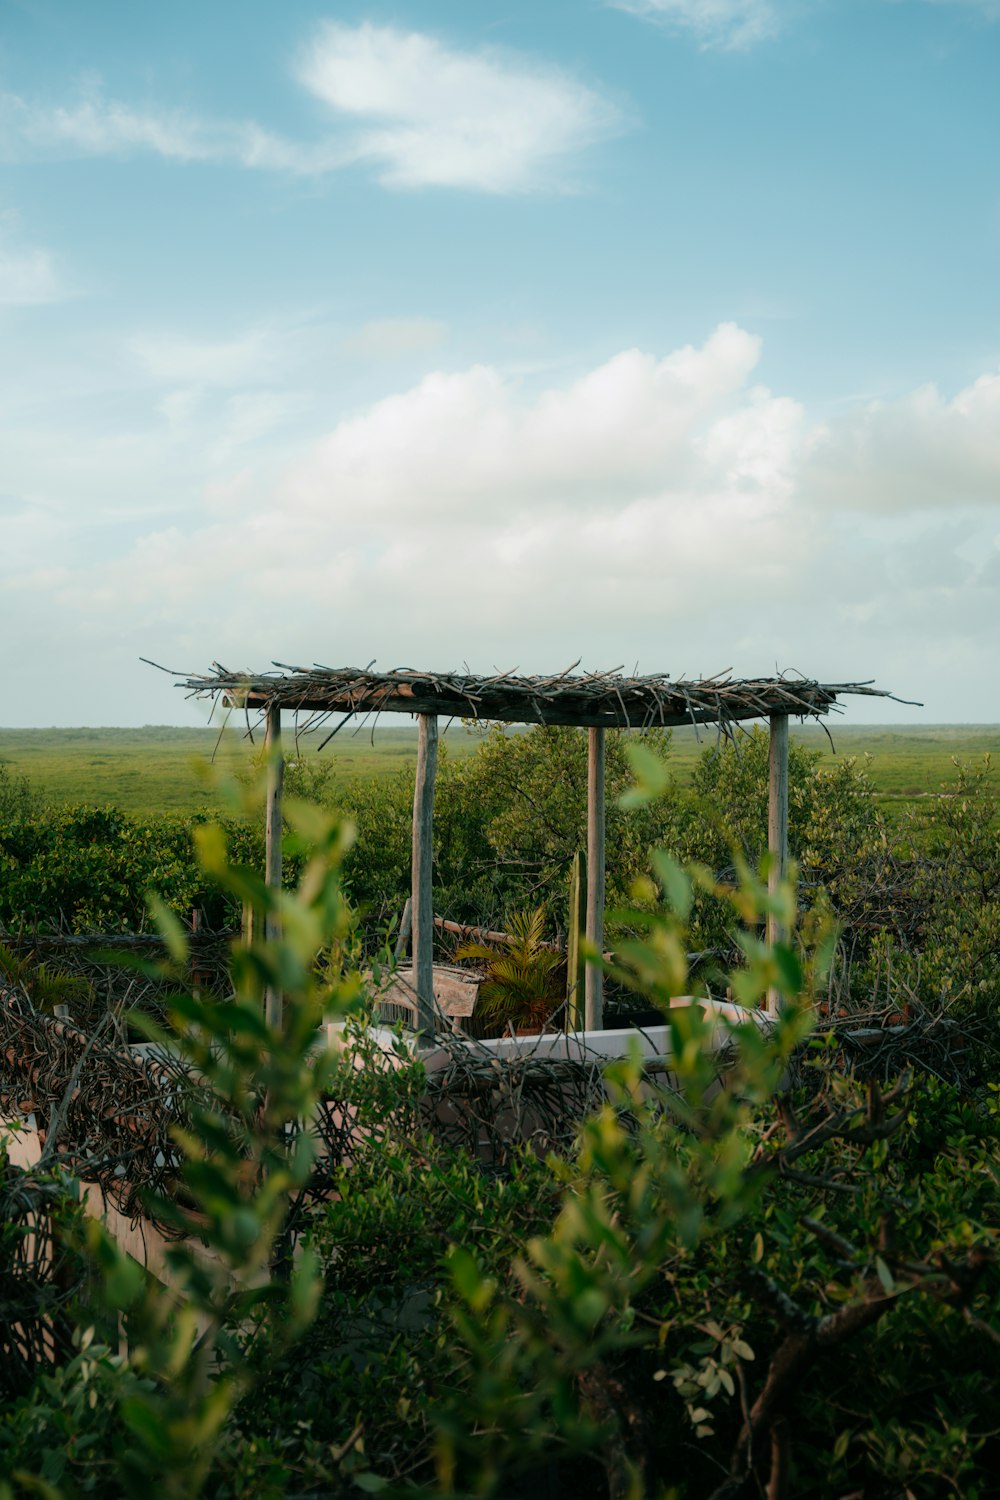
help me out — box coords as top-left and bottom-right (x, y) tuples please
(162, 661), (916, 735)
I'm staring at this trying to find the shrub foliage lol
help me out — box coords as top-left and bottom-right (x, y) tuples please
(0, 736), (996, 1497)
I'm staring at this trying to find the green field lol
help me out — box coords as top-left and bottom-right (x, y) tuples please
(0, 722), (995, 818)
(670, 722), (998, 804)
(0, 724), (481, 815)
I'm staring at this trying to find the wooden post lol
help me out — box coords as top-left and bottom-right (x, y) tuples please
(585, 726), (606, 1032)
(190, 907), (203, 1000)
(264, 702), (284, 1029)
(766, 712), (790, 1015)
(394, 895), (413, 961)
(566, 849), (587, 1032)
(412, 714), (438, 1038)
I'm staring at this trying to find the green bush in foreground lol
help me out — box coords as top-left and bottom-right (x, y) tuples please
(417, 848), (998, 1499)
(1, 758), (997, 1499)
(0, 795), (360, 1498)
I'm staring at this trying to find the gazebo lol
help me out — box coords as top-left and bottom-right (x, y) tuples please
(171, 664), (911, 1032)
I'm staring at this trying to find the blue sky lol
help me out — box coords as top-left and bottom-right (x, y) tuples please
(2, 0), (998, 725)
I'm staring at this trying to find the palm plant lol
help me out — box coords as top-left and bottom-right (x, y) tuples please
(454, 907), (565, 1033)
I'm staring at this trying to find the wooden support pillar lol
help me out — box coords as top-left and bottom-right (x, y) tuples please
(585, 725), (606, 1032)
(394, 895), (413, 961)
(264, 702), (284, 1029)
(566, 849), (587, 1032)
(412, 713), (438, 1038)
(766, 712), (790, 1015)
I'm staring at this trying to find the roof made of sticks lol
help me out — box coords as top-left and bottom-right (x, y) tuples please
(161, 662), (917, 738)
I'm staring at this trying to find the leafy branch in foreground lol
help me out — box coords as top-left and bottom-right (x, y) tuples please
(2, 754), (997, 1500)
(429, 765), (999, 1500)
(2, 796), (360, 1500)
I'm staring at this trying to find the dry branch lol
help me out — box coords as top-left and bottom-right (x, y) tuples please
(162, 661), (917, 736)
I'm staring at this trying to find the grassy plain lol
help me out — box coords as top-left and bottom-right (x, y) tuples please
(673, 722), (998, 802)
(0, 725), (455, 815)
(1, 722), (996, 819)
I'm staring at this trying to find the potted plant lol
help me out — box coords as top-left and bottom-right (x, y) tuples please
(454, 908), (566, 1035)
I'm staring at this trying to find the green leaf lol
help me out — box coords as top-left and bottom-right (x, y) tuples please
(574, 1287), (607, 1329)
(449, 1247), (495, 1313)
(9, 1475), (63, 1500)
(145, 891), (190, 964)
(651, 850), (693, 921)
(771, 943), (803, 998)
(621, 742), (671, 807)
(289, 1245), (321, 1328)
(121, 1397), (173, 1460)
(191, 820), (230, 876)
(874, 1255), (895, 1294)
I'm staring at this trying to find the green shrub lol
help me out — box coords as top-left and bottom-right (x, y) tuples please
(1, 757), (997, 1499)
(0, 800), (360, 1498)
(239, 1084), (560, 1493)
(897, 760), (1000, 1009)
(0, 806), (263, 932)
(0, 763), (34, 822)
(417, 808), (999, 1498)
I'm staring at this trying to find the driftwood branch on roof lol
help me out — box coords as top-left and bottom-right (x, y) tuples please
(163, 661), (919, 735)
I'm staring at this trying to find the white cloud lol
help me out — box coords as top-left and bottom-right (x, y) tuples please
(51, 323), (808, 636)
(0, 232), (63, 304)
(296, 22), (621, 191)
(0, 87), (342, 174)
(281, 323), (781, 520)
(612, 0), (1000, 48)
(343, 316), (448, 358)
(7, 325), (1000, 722)
(611, 0), (782, 49)
(18, 95), (216, 160)
(130, 328), (284, 386)
(804, 370), (1000, 511)
(0, 24), (620, 193)
(923, 0), (1000, 18)
(0, 316), (307, 531)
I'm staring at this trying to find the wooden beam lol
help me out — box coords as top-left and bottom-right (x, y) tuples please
(228, 691), (836, 731)
(585, 725), (606, 1031)
(433, 915), (563, 952)
(766, 712), (790, 1015)
(412, 713), (439, 1038)
(264, 702), (284, 1029)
